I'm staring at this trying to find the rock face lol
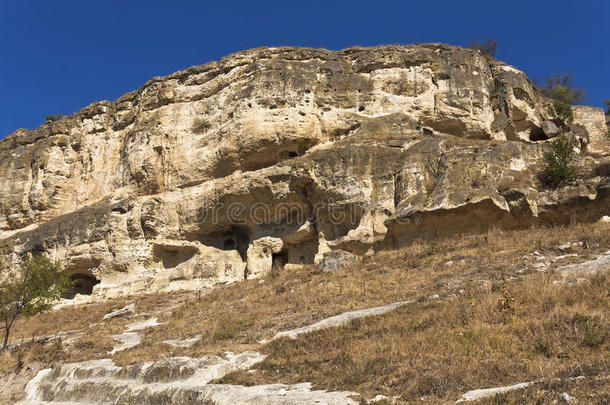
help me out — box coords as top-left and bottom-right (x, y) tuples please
(0, 44), (608, 300)
(20, 352), (360, 404)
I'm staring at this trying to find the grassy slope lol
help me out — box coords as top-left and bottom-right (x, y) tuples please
(1, 222), (608, 403)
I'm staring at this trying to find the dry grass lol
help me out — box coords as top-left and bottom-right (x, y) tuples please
(218, 272), (609, 402)
(477, 376), (609, 404)
(1, 222), (608, 403)
(113, 222), (609, 366)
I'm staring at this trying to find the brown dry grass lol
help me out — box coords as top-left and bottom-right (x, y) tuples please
(1, 222), (608, 403)
(218, 272), (609, 402)
(113, 222), (609, 366)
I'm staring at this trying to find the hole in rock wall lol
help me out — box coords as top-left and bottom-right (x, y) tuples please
(529, 126), (548, 142)
(186, 226), (250, 261)
(64, 272), (100, 299)
(272, 250), (288, 270)
(152, 245), (198, 269)
(223, 238), (236, 250)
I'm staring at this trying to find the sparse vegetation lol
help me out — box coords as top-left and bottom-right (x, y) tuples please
(2, 222), (609, 403)
(0, 255), (71, 349)
(45, 113), (64, 122)
(538, 74), (586, 129)
(470, 39), (498, 57)
(219, 271), (609, 402)
(548, 93), (574, 129)
(541, 138), (577, 188)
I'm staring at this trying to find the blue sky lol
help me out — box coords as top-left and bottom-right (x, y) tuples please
(1, 0), (608, 138)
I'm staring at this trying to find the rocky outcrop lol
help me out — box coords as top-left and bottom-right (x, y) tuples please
(0, 44), (608, 301)
(19, 353), (359, 404)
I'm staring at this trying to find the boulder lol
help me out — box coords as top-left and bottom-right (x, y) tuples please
(319, 250), (358, 272)
(542, 120), (559, 138)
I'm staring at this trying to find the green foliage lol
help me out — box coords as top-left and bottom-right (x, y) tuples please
(45, 113), (64, 122)
(538, 73), (586, 104)
(536, 74), (587, 129)
(0, 255), (71, 349)
(541, 138), (577, 188)
(470, 39), (498, 57)
(547, 92), (574, 129)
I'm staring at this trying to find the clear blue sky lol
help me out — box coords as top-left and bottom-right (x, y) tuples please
(1, 0), (608, 139)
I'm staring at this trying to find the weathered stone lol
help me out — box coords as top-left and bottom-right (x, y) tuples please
(0, 44), (608, 301)
(19, 353), (360, 404)
(246, 237), (283, 279)
(573, 105), (609, 152)
(319, 249), (358, 272)
(542, 120), (559, 138)
(102, 303), (135, 320)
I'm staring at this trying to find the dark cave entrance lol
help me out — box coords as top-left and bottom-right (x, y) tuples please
(65, 272), (100, 299)
(272, 250), (288, 270)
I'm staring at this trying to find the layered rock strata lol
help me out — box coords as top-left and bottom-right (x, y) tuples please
(0, 44), (608, 300)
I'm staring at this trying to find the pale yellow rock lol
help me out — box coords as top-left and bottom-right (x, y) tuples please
(0, 44), (608, 302)
(246, 237), (283, 279)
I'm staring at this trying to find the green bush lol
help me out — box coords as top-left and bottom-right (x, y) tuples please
(538, 73), (586, 104)
(537, 74), (586, 130)
(547, 92), (574, 129)
(45, 113), (64, 122)
(541, 138), (576, 188)
(602, 99), (610, 114)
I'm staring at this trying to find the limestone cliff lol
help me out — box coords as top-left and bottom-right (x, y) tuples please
(0, 44), (608, 300)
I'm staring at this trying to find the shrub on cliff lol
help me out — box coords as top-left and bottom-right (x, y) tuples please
(547, 87), (575, 129)
(603, 99), (610, 115)
(45, 113), (63, 122)
(541, 138), (576, 188)
(470, 39), (497, 57)
(538, 74), (586, 129)
(0, 255), (71, 349)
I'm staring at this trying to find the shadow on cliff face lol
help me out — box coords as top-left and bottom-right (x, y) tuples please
(152, 244), (198, 269)
(64, 272), (101, 299)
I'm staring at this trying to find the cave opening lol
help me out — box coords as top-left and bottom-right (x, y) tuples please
(187, 226), (250, 261)
(529, 126), (548, 142)
(272, 250), (288, 270)
(152, 245), (198, 269)
(65, 272), (100, 299)
(223, 238), (236, 250)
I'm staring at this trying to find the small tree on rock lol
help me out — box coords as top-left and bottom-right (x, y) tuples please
(0, 255), (71, 349)
(538, 74), (586, 130)
(541, 138), (577, 188)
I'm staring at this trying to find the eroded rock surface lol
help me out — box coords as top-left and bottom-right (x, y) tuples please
(19, 353), (359, 404)
(0, 44), (608, 300)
